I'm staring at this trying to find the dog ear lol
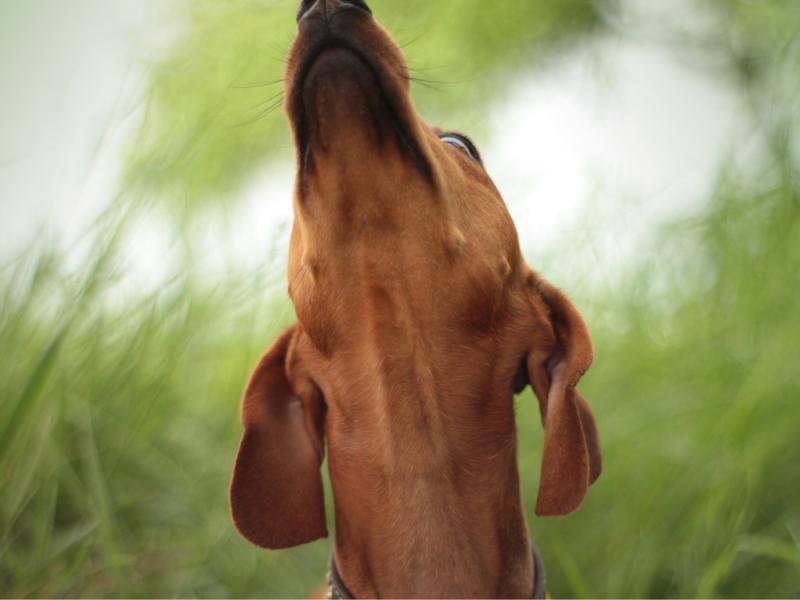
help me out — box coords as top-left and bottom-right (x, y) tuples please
(230, 325), (328, 549)
(525, 277), (601, 517)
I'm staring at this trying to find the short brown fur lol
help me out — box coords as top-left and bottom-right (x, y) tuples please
(230, 1), (601, 597)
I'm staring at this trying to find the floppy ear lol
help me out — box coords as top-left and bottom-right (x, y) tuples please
(525, 277), (602, 517)
(230, 325), (328, 549)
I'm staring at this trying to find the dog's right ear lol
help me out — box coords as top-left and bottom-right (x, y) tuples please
(230, 325), (328, 549)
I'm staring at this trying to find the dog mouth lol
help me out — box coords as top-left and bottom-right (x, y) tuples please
(288, 35), (432, 187)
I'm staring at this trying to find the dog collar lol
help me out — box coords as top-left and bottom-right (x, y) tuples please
(327, 542), (547, 599)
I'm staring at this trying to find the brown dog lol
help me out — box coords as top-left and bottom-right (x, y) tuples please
(230, 0), (601, 597)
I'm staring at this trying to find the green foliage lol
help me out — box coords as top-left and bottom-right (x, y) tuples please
(0, 218), (326, 597)
(125, 0), (607, 207)
(3, 0), (800, 597)
(520, 165), (800, 598)
(710, 0), (800, 160)
(2, 161), (798, 598)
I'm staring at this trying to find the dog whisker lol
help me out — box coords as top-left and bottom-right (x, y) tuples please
(229, 78), (284, 89)
(404, 72), (474, 86)
(251, 90), (286, 108)
(236, 97), (285, 127)
(407, 78), (446, 93)
(265, 40), (291, 63)
(396, 30), (430, 50)
(408, 64), (449, 73)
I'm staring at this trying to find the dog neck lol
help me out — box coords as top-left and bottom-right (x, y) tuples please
(329, 542), (547, 599)
(289, 134), (538, 597)
(292, 228), (536, 596)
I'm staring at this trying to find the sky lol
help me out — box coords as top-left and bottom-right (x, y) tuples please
(0, 0), (748, 290)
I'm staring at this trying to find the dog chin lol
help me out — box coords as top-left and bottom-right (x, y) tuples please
(300, 47), (394, 150)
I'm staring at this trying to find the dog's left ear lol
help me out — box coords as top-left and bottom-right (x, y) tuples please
(524, 276), (602, 517)
(230, 325), (328, 549)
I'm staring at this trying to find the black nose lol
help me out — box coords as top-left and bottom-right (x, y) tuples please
(297, 0), (372, 22)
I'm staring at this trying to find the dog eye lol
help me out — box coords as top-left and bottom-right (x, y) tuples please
(440, 134), (480, 163)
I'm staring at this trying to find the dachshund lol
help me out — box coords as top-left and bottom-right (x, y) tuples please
(230, 0), (601, 597)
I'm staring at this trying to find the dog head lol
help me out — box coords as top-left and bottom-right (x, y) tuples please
(230, 0), (601, 552)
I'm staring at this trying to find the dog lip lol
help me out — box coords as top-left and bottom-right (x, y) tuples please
(288, 33), (433, 188)
(289, 37), (377, 127)
(298, 43), (369, 91)
(288, 37), (367, 159)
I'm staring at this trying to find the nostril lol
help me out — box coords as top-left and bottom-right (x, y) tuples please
(341, 0), (372, 15)
(297, 0), (371, 22)
(297, 0), (316, 22)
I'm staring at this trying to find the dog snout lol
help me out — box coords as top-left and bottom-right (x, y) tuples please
(297, 0), (372, 23)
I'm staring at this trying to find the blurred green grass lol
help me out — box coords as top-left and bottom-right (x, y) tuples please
(0, 215), (323, 597)
(3, 0), (800, 597)
(526, 165), (800, 597)
(2, 154), (799, 599)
